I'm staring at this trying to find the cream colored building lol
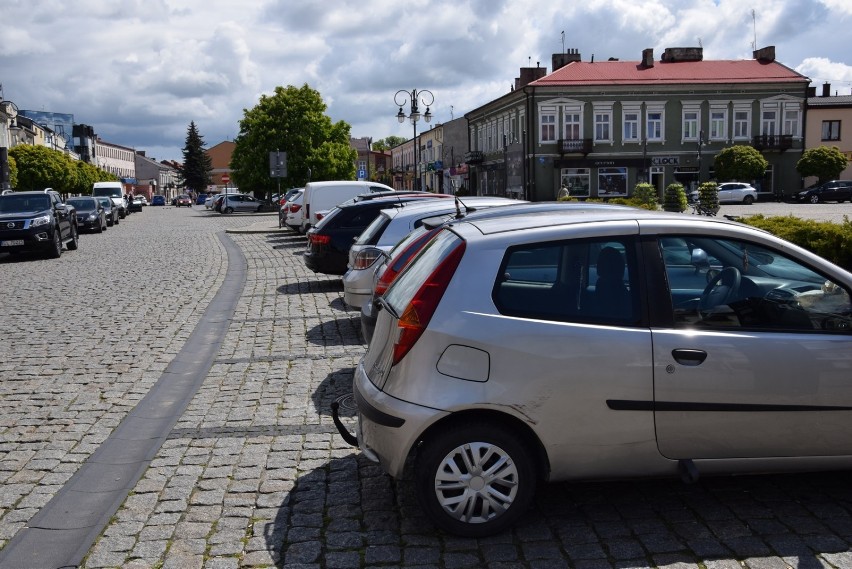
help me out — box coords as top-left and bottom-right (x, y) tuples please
(805, 85), (852, 184)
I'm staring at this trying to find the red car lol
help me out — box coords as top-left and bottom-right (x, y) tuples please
(176, 195), (192, 207)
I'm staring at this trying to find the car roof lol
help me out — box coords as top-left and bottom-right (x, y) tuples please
(380, 196), (525, 219)
(420, 200), (638, 228)
(459, 207), (749, 236)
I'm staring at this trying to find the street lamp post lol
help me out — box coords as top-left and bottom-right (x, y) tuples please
(394, 88), (434, 191)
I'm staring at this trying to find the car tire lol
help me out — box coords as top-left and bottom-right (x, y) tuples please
(809, 195), (820, 204)
(742, 195), (754, 205)
(47, 228), (62, 258)
(224, 207), (234, 214)
(66, 224), (79, 250)
(415, 421), (536, 538)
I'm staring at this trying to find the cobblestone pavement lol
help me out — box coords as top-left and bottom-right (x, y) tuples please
(2, 204), (852, 568)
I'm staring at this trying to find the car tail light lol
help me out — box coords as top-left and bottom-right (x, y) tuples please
(289, 204), (301, 213)
(316, 212), (325, 221)
(392, 241), (465, 365)
(353, 248), (383, 270)
(375, 229), (439, 296)
(309, 233), (331, 246)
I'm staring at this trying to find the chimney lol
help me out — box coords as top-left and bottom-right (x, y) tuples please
(807, 86), (816, 98)
(515, 62), (547, 89)
(822, 82), (831, 97)
(661, 47), (703, 62)
(552, 48), (581, 72)
(641, 48), (654, 68)
(752, 45), (776, 62)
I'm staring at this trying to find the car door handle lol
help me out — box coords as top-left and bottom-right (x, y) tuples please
(671, 349), (707, 366)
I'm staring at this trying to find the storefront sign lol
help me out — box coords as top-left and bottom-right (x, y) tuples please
(651, 156), (680, 166)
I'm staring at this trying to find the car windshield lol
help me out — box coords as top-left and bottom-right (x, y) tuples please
(0, 194), (51, 213)
(93, 188), (122, 198)
(67, 198), (96, 210)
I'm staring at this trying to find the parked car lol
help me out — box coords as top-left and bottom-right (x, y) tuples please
(219, 193), (265, 214)
(300, 180), (396, 233)
(717, 182), (758, 204)
(0, 190), (79, 258)
(94, 196), (120, 226)
(92, 181), (128, 219)
(137, 195), (149, 206)
(343, 197), (524, 309)
(151, 195), (166, 206)
(794, 180), (852, 204)
(196, 194), (209, 205)
(334, 208), (852, 537)
(303, 194), (450, 275)
(205, 194), (221, 210)
(128, 196), (144, 213)
(175, 194), (192, 207)
(66, 197), (107, 233)
(282, 191), (304, 231)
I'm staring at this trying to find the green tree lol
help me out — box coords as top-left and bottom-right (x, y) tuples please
(8, 154), (17, 189)
(631, 182), (659, 210)
(230, 84), (357, 193)
(72, 161), (113, 195)
(796, 145), (848, 183)
(698, 181), (720, 214)
(373, 136), (406, 151)
(713, 145), (768, 182)
(9, 145), (75, 193)
(180, 121), (213, 193)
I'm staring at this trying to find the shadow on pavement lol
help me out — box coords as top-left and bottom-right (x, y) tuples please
(262, 458), (852, 567)
(277, 280), (344, 295)
(306, 316), (364, 346)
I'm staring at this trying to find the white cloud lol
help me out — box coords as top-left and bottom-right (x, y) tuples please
(1, 0), (850, 161)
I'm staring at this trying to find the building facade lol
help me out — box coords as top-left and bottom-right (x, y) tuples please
(206, 140), (235, 191)
(805, 84), (852, 184)
(134, 151), (180, 201)
(465, 46), (810, 202)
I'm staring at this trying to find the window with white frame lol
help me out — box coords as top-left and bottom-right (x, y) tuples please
(563, 108), (582, 140)
(709, 107), (727, 140)
(682, 106), (699, 141)
(822, 120), (841, 141)
(761, 106), (778, 136)
(593, 102), (613, 143)
(783, 105), (801, 137)
(623, 105), (640, 142)
(598, 167), (628, 196)
(540, 107), (557, 142)
(560, 168), (590, 197)
(646, 104), (665, 141)
(733, 107), (751, 140)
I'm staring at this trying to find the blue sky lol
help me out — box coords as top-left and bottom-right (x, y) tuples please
(1, 0), (850, 162)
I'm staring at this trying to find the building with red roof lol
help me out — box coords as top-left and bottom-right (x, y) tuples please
(464, 46), (810, 201)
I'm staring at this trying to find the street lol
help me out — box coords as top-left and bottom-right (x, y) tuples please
(1, 203), (852, 569)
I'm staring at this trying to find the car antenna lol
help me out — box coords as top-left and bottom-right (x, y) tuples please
(454, 196), (469, 218)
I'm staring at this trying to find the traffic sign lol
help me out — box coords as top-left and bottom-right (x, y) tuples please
(221, 173), (231, 183)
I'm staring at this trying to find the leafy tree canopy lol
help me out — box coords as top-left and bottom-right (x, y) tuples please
(9, 145), (76, 193)
(230, 84), (357, 193)
(713, 145), (768, 182)
(373, 136), (406, 151)
(796, 145), (848, 183)
(180, 121), (213, 193)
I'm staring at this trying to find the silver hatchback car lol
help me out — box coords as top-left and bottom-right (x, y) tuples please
(335, 208), (852, 537)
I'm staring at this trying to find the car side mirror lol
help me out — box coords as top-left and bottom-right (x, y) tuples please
(691, 248), (710, 272)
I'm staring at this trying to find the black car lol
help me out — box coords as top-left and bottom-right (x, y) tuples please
(794, 180), (852, 203)
(303, 195), (446, 275)
(0, 190), (79, 258)
(66, 197), (108, 233)
(94, 196), (120, 226)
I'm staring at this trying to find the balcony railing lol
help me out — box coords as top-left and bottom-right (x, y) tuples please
(558, 138), (593, 155)
(752, 134), (793, 152)
(464, 150), (484, 164)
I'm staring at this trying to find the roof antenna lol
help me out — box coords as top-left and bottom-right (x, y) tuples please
(561, 31), (565, 53)
(751, 9), (757, 51)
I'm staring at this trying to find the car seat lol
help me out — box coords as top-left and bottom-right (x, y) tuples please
(595, 246), (631, 318)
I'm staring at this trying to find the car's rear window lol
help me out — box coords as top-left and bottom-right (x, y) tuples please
(93, 187), (122, 198)
(353, 212), (391, 245)
(385, 229), (463, 314)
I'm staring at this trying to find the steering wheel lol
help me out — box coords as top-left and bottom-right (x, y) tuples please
(699, 266), (742, 311)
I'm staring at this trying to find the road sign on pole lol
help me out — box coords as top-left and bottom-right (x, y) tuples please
(269, 151), (287, 178)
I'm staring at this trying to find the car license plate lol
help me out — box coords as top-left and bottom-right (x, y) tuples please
(1, 240), (24, 247)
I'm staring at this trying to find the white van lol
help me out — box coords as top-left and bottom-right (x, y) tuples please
(300, 180), (395, 233)
(92, 181), (128, 218)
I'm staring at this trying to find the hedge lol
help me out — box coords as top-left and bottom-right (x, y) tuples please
(737, 214), (852, 272)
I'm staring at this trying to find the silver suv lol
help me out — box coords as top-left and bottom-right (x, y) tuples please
(335, 208), (852, 536)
